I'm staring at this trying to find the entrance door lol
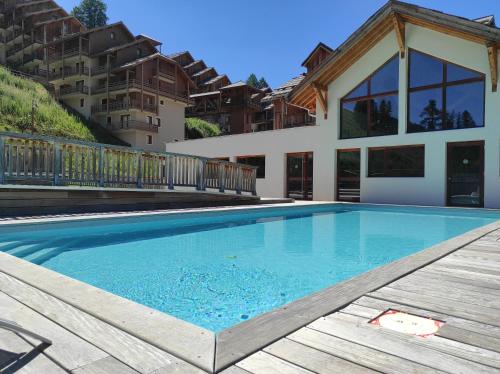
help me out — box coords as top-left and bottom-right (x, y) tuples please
(447, 141), (484, 207)
(286, 152), (313, 200)
(337, 149), (360, 202)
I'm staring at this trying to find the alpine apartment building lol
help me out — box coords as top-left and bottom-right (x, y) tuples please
(166, 1), (500, 209)
(169, 50), (315, 135)
(0, 0), (194, 151)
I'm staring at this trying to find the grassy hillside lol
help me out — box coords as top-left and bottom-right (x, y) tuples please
(185, 117), (221, 139)
(0, 66), (125, 145)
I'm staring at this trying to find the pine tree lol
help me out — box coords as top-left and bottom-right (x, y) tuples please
(246, 74), (259, 88)
(71, 0), (108, 29)
(419, 99), (442, 130)
(257, 77), (269, 89)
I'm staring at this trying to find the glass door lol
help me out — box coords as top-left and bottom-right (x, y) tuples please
(286, 152), (313, 200)
(337, 149), (361, 202)
(447, 141), (484, 207)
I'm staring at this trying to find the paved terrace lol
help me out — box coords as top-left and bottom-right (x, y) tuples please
(0, 208), (500, 373)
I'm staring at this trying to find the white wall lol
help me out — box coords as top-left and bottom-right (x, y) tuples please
(166, 25), (500, 208)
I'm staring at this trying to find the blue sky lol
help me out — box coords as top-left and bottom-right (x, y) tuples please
(56, 0), (500, 88)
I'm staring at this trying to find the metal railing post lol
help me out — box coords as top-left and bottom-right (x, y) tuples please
(236, 166), (242, 195)
(53, 143), (60, 186)
(252, 169), (257, 196)
(98, 146), (105, 187)
(168, 155), (174, 190)
(136, 152), (143, 188)
(0, 136), (4, 184)
(197, 159), (206, 191)
(218, 162), (226, 193)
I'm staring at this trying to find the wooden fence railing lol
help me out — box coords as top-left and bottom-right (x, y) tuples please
(0, 132), (257, 195)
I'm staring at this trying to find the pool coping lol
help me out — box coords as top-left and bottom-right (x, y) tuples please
(1, 203), (499, 373)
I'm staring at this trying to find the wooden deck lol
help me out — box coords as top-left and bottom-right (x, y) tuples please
(225, 229), (500, 373)
(1, 220), (500, 373)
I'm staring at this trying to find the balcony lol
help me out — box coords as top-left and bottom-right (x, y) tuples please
(50, 66), (90, 80)
(91, 65), (107, 76)
(153, 68), (175, 82)
(106, 120), (159, 133)
(93, 80), (190, 102)
(284, 115), (316, 129)
(47, 46), (89, 63)
(23, 52), (43, 64)
(58, 85), (89, 96)
(91, 100), (157, 114)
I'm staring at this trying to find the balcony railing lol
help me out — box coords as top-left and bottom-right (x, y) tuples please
(106, 120), (159, 133)
(58, 85), (89, 96)
(0, 132), (257, 195)
(91, 100), (157, 114)
(23, 52), (43, 64)
(284, 115), (316, 129)
(153, 68), (175, 81)
(50, 66), (90, 80)
(93, 79), (190, 102)
(91, 65), (107, 76)
(47, 46), (89, 62)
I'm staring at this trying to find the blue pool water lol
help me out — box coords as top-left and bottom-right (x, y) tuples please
(1, 204), (498, 332)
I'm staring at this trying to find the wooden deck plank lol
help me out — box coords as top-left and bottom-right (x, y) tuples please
(397, 271), (500, 297)
(437, 256), (500, 272)
(289, 327), (442, 373)
(0, 291), (109, 372)
(218, 366), (251, 374)
(369, 287), (500, 326)
(310, 315), (498, 373)
(335, 312), (500, 368)
(71, 356), (138, 374)
(387, 277), (500, 309)
(263, 338), (374, 374)
(419, 267), (500, 290)
(0, 330), (66, 374)
(236, 351), (314, 374)
(0, 272), (205, 374)
(427, 262), (500, 278)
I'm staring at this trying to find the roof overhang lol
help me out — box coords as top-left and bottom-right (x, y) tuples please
(290, 0), (500, 110)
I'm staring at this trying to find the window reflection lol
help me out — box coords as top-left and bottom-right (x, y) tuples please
(340, 55), (399, 139)
(408, 50), (485, 133)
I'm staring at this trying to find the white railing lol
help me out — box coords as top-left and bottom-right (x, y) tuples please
(0, 132), (257, 195)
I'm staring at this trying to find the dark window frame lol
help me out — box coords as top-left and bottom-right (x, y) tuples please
(236, 155), (266, 179)
(407, 49), (486, 133)
(340, 54), (399, 140)
(367, 144), (425, 178)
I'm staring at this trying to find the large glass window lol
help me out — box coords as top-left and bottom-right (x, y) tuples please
(408, 50), (485, 133)
(340, 55), (399, 139)
(368, 145), (425, 177)
(237, 155), (266, 178)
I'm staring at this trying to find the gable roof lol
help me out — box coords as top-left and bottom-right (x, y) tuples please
(301, 42), (333, 67)
(290, 0), (500, 110)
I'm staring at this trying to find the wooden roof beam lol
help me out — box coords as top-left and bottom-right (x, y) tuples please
(487, 43), (498, 92)
(312, 82), (328, 119)
(392, 13), (406, 58)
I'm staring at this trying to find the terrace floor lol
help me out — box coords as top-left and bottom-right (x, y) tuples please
(0, 210), (500, 373)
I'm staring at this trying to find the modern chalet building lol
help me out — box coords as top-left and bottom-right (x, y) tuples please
(0, 0), (194, 151)
(169, 50), (318, 135)
(166, 1), (500, 209)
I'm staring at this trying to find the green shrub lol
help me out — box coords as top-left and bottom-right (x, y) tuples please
(185, 117), (221, 139)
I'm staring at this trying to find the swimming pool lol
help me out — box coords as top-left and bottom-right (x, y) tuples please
(0, 204), (498, 332)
